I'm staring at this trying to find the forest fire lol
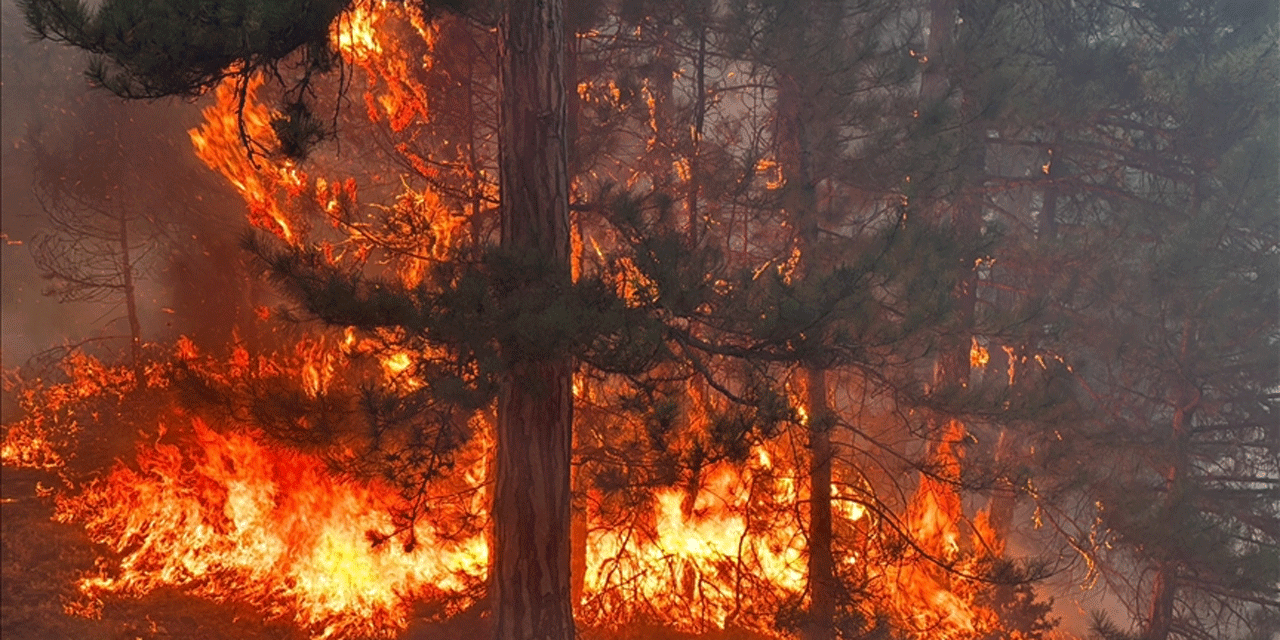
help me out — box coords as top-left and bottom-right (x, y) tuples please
(6, 0), (1043, 635)
(5, 0), (1276, 639)
(2, 344), (1011, 639)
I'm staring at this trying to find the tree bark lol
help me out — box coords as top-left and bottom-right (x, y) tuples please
(804, 369), (836, 640)
(1146, 326), (1197, 640)
(685, 21), (707, 246)
(776, 34), (836, 637)
(493, 0), (575, 637)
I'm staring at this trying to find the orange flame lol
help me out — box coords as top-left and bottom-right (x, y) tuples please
(56, 418), (487, 639)
(6, 345), (1018, 639)
(189, 76), (305, 242)
(878, 420), (1007, 640)
(581, 456), (808, 632)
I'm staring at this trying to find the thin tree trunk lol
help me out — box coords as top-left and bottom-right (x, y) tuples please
(686, 23), (707, 246)
(493, 0), (575, 637)
(985, 137), (1062, 548)
(804, 369), (836, 640)
(920, 0), (956, 111)
(118, 212), (144, 379)
(777, 42), (836, 638)
(977, 141), (1059, 550)
(1146, 560), (1176, 640)
(464, 34), (485, 244)
(1147, 324), (1197, 640)
(923, 0), (983, 409)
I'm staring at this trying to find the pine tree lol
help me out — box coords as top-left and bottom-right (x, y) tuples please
(21, 1), (580, 638)
(972, 2), (1280, 637)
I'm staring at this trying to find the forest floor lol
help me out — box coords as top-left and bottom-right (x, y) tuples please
(2, 466), (772, 640)
(2, 466), (306, 640)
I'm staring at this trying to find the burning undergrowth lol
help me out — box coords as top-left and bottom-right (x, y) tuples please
(0, 1), (1070, 638)
(2, 338), (1058, 640)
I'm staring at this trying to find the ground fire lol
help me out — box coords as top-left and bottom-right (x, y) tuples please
(3, 341), (1030, 639)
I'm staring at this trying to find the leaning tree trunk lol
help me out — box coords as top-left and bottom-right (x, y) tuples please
(493, 0), (575, 638)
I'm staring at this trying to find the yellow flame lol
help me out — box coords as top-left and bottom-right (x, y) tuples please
(970, 338), (989, 370)
(57, 419), (488, 639)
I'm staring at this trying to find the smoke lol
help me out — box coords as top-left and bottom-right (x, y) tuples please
(1, 0), (257, 378)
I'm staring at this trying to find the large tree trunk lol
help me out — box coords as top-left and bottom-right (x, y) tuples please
(493, 0), (575, 638)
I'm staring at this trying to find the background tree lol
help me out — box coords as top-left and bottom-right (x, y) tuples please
(26, 96), (160, 375)
(25, 91), (252, 374)
(938, 2), (1280, 638)
(1036, 3), (1280, 637)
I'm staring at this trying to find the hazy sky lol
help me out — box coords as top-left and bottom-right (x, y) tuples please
(1, 0), (90, 368)
(1, 0), (220, 371)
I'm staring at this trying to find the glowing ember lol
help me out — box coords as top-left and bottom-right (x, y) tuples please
(2, 351), (142, 470)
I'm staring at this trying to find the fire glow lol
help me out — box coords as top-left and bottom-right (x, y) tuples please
(56, 419), (488, 639)
(2, 344), (1008, 639)
(0, 2), (1023, 639)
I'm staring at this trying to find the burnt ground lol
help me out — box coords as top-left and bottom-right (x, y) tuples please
(2, 466), (774, 640)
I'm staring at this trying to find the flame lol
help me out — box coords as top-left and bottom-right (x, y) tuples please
(6, 346), (1018, 639)
(189, 76), (303, 242)
(2, 351), (142, 470)
(609, 256), (660, 307)
(1, 423), (66, 470)
(331, 0), (433, 132)
(299, 339), (339, 398)
(876, 420), (1009, 640)
(56, 418), (487, 639)
(580, 454), (809, 633)
(970, 338), (989, 370)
